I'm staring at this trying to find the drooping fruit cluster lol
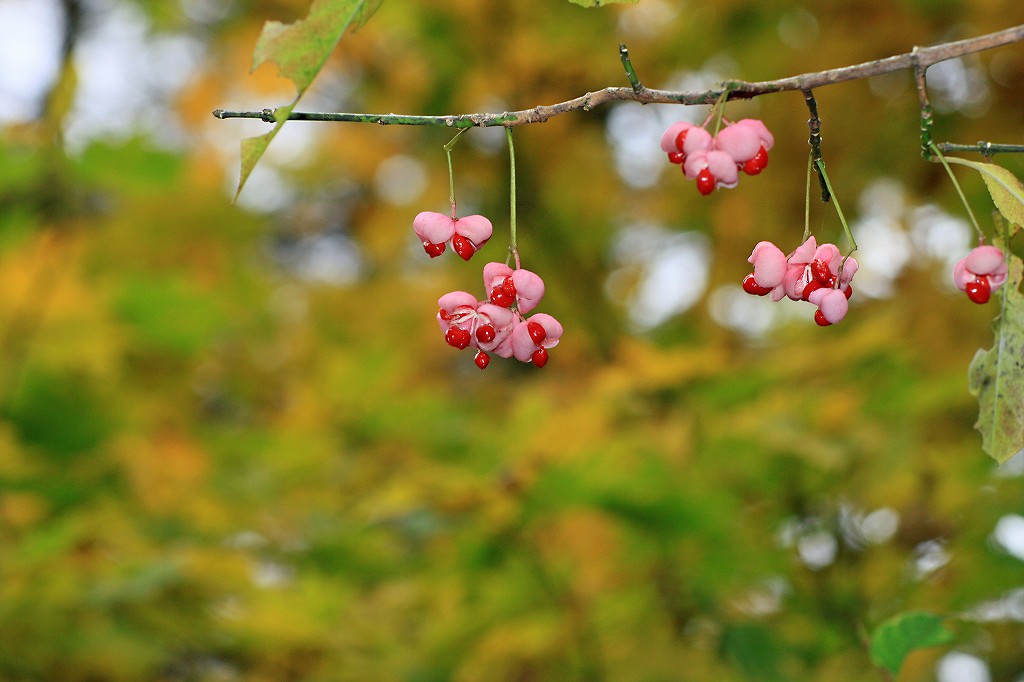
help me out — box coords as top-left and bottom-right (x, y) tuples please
(953, 244), (1008, 304)
(660, 119), (775, 195)
(413, 211), (493, 260)
(742, 236), (859, 326)
(437, 262), (563, 369)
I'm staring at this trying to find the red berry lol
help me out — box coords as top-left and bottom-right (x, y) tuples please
(474, 351), (490, 370)
(743, 147), (769, 175)
(476, 324), (496, 344)
(531, 347), (549, 368)
(667, 151), (685, 164)
(801, 280), (823, 301)
(674, 129), (688, 152)
(489, 276), (517, 307)
(451, 234), (476, 261)
(489, 289), (514, 307)
(814, 309), (831, 327)
(742, 274), (773, 296)
(423, 241), (446, 258)
(445, 327), (471, 349)
(965, 276), (991, 304)
(438, 308), (452, 321)
(527, 320), (547, 344)
(843, 285), (853, 300)
(811, 259), (833, 286)
(696, 168), (715, 195)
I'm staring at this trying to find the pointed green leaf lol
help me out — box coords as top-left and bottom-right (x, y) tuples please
(567, 0), (638, 6)
(251, 0), (380, 86)
(869, 612), (954, 675)
(969, 231), (1024, 463)
(235, 0), (381, 199)
(943, 156), (1024, 228)
(235, 105), (293, 202)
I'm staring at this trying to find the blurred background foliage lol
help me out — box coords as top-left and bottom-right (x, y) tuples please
(1, 0), (1024, 680)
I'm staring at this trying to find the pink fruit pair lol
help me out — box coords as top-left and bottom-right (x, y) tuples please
(660, 118), (775, 195)
(413, 211), (492, 260)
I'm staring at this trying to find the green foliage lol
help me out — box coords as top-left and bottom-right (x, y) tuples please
(114, 275), (224, 357)
(5, 369), (113, 460)
(945, 157), (1024, 229)
(869, 612), (954, 675)
(3, 1), (1024, 680)
(237, 0), (382, 199)
(969, 232), (1024, 464)
(567, 0), (638, 6)
(941, 159), (1024, 463)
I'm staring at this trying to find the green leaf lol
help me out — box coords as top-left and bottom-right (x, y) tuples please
(235, 105), (293, 202)
(869, 612), (954, 675)
(115, 275), (225, 357)
(968, 229), (1024, 464)
(235, 0), (382, 200)
(6, 369), (114, 461)
(566, 0), (638, 6)
(943, 156), (1024, 228)
(723, 624), (786, 681)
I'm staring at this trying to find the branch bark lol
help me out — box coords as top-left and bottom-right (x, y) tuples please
(213, 24), (1024, 128)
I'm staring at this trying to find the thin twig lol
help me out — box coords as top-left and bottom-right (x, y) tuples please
(913, 49), (935, 158)
(213, 25), (1024, 128)
(935, 142), (1024, 157)
(802, 88), (830, 203)
(619, 44), (643, 95)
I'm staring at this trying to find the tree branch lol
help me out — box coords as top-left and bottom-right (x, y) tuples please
(213, 24), (1024, 128)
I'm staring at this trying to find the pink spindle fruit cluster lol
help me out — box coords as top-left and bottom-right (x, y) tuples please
(742, 236), (859, 326)
(953, 244), (1007, 304)
(660, 119), (774, 195)
(413, 211), (492, 260)
(437, 263), (563, 369)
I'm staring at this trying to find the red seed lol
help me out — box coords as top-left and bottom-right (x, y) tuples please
(742, 274), (772, 296)
(451, 234), (476, 261)
(965, 277), (991, 304)
(696, 168), (715, 195)
(811, 259), (833, 286)
(527, 321), (546, 344)
(742, 147), (769, 175)
(802, 280), (823, 301)
(476, 324), (496, 344)
(445, 327), (471, 349)
(674, 129), (688, 152)
(423, 241), (446, 258)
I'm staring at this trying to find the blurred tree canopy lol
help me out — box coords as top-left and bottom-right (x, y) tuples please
(1, 0), (1024, 680)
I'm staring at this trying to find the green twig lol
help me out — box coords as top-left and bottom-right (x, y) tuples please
(213, 108), (522, 127)
(619, 44), (643, 95)
(706, 86), (733, 136)
(914, 56), (934, 160)
(935, 142), (1024, 158)
(928, 142), (984, 240)
(506, 128), (519, 268)
(803, 153), (813, 242)
(815, 158), (857, 252)
(802, 88), (830, 203)
(444, 128), (469, 217)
